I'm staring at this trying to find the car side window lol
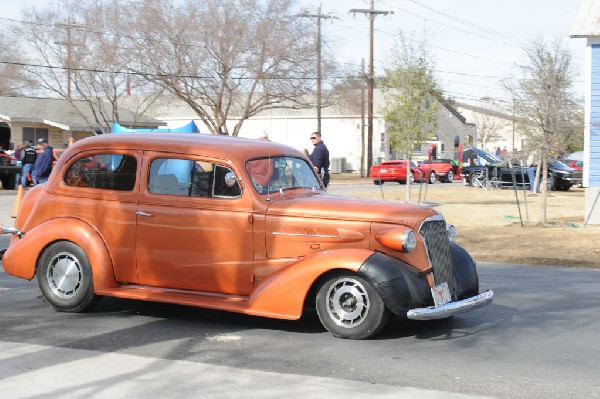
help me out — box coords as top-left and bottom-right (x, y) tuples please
(148, 158), (241, 198)
(64, 154), (137, 191)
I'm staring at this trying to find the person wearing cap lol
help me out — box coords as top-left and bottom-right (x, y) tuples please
(34, 138), (54, 184)
(309, 131), (330, 187)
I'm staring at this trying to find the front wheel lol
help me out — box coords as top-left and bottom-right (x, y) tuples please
(445, 170), (454, 183)
(316, 273), (390, 339)
(37, 241), (101, 312)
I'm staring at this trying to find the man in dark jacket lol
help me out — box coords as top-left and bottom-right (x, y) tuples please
(20, 140), (37, 187)
(309, 131), (330, 187)
(34, 138), (53, 184)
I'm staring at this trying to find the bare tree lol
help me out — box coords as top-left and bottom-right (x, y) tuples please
(123, 0), (319, 136)
(13, 0), (163, 131)
(506, 38), (581, 223)
(474, 112), (504, 150)
(0, 33), (29, 96)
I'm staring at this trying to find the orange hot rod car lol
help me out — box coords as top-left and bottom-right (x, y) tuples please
(0, 134), (493, 339)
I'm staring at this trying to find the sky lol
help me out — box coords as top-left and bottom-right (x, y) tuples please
(0, 0), (588, 107)
(296, 0), (587, 106)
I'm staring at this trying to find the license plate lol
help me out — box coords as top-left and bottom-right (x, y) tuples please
(380, 168), (387, 172)
(431, 282), (451, 306)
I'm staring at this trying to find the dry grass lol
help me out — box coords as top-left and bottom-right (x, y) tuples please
(342, 183), (600, 268)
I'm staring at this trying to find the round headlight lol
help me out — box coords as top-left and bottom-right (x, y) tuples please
(446, 224), (457, 243)
(402, 230), (418, 253)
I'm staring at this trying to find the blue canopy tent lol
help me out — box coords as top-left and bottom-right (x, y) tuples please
(112, 121), (200, 133)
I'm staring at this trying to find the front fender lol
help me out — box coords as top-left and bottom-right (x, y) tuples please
(2, 217), (117, 292)
(450, 243), (479, 298)
(248, 248), (374, 319)
(359, 251), (431, 315)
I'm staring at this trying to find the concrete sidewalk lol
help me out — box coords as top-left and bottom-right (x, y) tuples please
(0, 341), (493, 399)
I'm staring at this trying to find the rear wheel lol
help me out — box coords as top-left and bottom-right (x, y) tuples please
(37, 241), (101, 312)
(445, 170), (454, 183)
(428, 172), (436, 184)
(316, 272), (389, 339)
(0, 175), (16, 190)
(373, 180), (383, 185)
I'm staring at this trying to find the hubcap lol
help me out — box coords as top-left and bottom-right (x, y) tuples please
(326, 278), (370, 328)
(46, 252), (83, 298)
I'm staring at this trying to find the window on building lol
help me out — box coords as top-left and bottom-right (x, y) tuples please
(22, 127), (49, 144)
(64, 154), (137, 191)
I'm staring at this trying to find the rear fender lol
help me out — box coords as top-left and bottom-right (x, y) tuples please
(2, 217), (117, 291)
(248, 248), (374, 319)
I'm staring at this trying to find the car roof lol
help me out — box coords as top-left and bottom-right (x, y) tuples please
(68, 133), (302, 162)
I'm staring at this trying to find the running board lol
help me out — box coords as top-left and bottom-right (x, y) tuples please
(97, 285), (251, 314)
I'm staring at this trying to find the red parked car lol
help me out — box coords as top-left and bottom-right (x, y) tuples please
(370, 160), (425, 185)
(417, 159), (456, 184)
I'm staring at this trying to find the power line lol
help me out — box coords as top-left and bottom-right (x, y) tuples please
(403, 0), (529, 46)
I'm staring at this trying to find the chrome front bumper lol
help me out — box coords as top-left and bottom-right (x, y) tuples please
(406, 290), (494, 321)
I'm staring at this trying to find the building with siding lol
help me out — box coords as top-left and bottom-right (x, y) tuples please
(0, 96), (162, 150)
(570, 0), (600, 224)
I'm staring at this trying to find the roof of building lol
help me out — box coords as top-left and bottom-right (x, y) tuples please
(569, 0), (600, 37)
(0, 95), (162, 131)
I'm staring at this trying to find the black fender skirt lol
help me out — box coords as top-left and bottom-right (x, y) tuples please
(358, 244), (480, 316)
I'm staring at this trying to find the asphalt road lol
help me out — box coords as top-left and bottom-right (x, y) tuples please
(1, 246), (599, 399)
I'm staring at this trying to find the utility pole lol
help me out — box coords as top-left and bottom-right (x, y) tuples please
(360, 58), (366, 177)
(55, 19), (83, 98)
(350, 1), (392, 175)
(300, 6), (337, 133)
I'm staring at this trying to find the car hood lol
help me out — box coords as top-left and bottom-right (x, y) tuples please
(266, 193), (438, 225)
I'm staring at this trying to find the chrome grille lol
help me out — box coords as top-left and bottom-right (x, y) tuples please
(419, 218), (457, 298)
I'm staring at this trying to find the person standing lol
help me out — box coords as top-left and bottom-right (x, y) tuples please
(246, 131), (274, 190)
(34, 138), (53, 184)
(309, 131), (330, 187)
(20, 140), (37, 187)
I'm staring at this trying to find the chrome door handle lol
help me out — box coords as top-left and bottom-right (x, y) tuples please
(136, 211), (153, 217)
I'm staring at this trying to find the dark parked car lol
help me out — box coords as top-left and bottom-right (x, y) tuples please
(461, 148), (582, 191)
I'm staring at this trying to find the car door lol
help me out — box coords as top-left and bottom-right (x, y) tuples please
(135, 152), (254, 296)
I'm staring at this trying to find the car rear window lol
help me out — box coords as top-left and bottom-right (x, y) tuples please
(64, 154), (137, 191)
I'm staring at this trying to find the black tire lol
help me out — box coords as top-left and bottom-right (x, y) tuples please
(0, 175), (16, 190)
(316, 272), (390, 339)
(428, 172), (436, 184)
(444, 170), (454, 183)
(37, 241), (101, 312)
(373, 180), (383, 185)
(547, 176), (555, 191)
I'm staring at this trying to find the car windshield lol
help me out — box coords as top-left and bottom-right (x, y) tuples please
(246, 156), (322, 194)
(549, 159), (569, 168)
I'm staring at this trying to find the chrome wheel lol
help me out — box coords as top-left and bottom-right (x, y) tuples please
(37, 241), (100, 312)
(325, 277), (370, 328)
(429, 172), (436, 184)
(316, 273), (390, 339)
(46, 251), (83, 299)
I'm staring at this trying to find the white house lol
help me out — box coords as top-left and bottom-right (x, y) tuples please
(144, 91), (477, 174)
